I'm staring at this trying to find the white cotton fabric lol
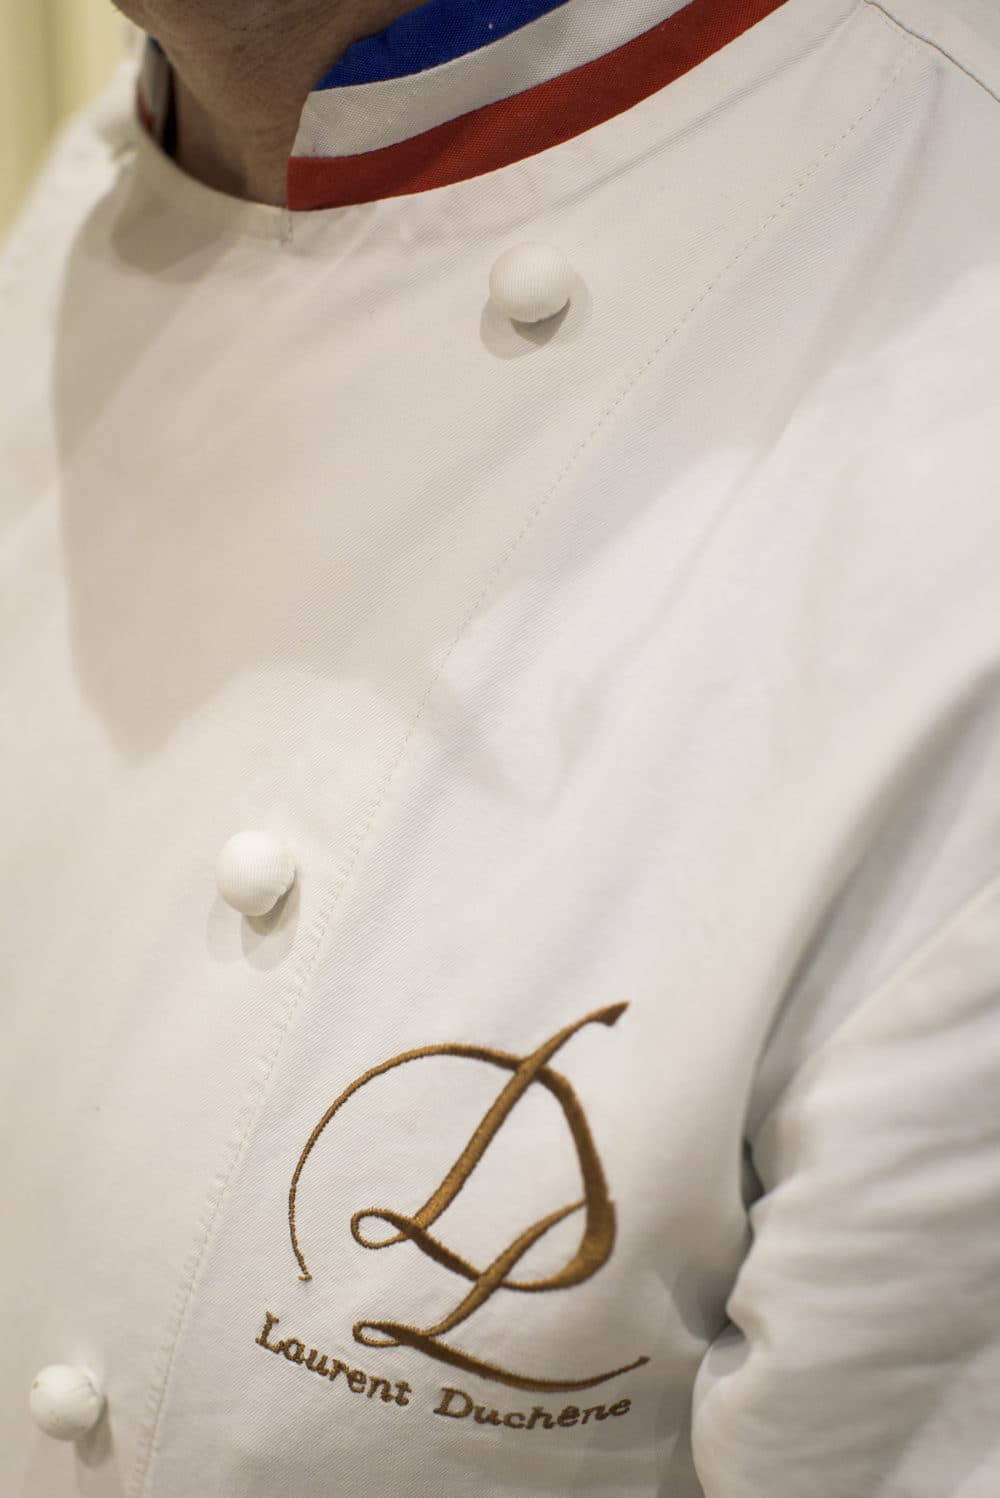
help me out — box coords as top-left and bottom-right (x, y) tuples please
(2, 2), (1000, 1496)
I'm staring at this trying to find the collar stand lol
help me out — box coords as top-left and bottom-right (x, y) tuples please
(136, 0), (792, 212)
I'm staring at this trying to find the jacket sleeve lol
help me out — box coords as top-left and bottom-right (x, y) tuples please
(690, 866), (1000, 1498)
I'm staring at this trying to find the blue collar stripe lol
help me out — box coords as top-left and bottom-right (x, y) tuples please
(313, 0), (572, 89)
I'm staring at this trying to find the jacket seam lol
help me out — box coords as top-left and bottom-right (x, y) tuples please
(749, 861), (1000, 1148)
(845, 860), (1000, 1019)
(862, 0), (1000, 106)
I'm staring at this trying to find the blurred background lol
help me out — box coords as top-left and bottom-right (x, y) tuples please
(1, 0), (139, 239)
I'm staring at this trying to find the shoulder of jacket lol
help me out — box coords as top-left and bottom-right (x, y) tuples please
(0, 56), (135, 274)
(862, 0), (1000, 101)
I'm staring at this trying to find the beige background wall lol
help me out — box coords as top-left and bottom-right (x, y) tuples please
(1, 0), (136, 238)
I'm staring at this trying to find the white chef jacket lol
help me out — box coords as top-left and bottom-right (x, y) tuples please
(2, 0), (1000, 1494)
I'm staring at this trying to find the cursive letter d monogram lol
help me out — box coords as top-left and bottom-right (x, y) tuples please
(287, 1003), (649, 1393)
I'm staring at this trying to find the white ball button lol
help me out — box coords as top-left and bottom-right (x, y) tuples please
(29, 1365), (104, 1441)
(216, 829), (296, 916)
(489, 243), (575, 323)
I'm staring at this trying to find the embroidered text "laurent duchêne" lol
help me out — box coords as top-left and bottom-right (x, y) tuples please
(256, 1312), (632, 1431)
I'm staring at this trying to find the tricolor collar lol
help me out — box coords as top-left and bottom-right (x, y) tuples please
(137, 0), (792, 213)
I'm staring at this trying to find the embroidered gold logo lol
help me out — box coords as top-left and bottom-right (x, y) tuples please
(287, 1002), (648, 1393)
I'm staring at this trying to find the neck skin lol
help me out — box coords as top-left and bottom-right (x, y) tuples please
(114, 1), (425, 205)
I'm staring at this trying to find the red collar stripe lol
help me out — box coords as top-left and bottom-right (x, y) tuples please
(287, 0), (791, 210)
